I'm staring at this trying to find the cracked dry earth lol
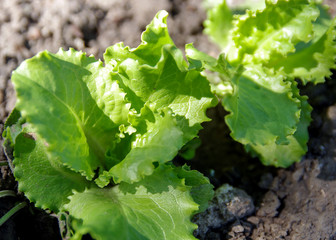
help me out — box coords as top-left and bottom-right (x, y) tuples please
(1, 0), (336, 239)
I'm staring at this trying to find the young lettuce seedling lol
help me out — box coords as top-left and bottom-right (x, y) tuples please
(187, 0), (336, 167)
(3, 11), (217, 240)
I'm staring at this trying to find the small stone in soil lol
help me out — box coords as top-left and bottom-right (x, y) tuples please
(193, 184), (255, 239)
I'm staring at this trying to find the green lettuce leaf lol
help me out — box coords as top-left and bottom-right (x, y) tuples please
(222, 66), (301, 146)
(227, 0), (320, 65)
(12, 49), (121, 180)
(245, 90), (312, 167)
(5, 121), (91, 212)
(64, 165), (209, 240)
(269, 13), (336, 84)
(203, 0), (234, 51)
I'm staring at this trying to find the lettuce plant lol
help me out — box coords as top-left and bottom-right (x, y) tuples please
(187, 0), (336, 167)
(3, 1), (336, 239)
(3, 11), (217, 239)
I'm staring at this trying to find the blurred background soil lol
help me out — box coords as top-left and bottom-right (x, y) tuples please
(0, 0), (336, 239)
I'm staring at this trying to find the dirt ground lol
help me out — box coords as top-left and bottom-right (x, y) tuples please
(1, 0), (336, 239)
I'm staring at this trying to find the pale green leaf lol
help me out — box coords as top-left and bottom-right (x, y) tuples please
(222, 66), (301, 145)
(269, 13), (336, 84)
(203, 0), (234, 50)
(245, 84), (312, 167)
(13, 126), (90, 212)
(104, 11), (175, 66)
(12, 49), (123, 180)
(227, 0), (320, 65)
(65, 166), (200, 240)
